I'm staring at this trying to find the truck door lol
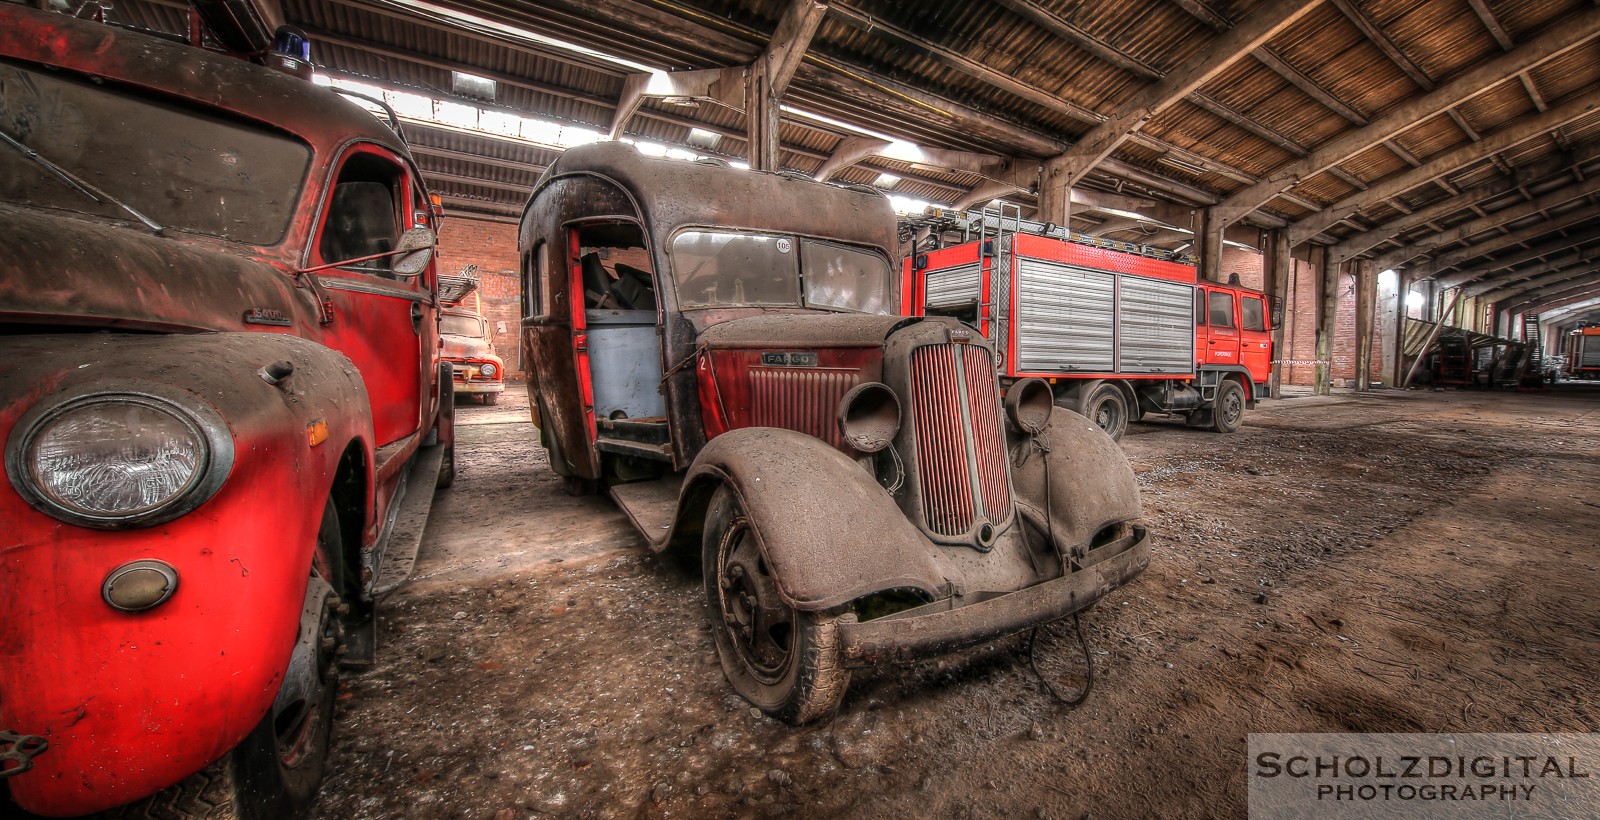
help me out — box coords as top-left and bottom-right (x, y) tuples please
(1238, 292), (1272, 382)
(1201, 287), (1240, 367)
(310, 146), (434, 447)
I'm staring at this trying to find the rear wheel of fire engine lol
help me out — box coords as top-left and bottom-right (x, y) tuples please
(703, 485), (850, 725)
(1209, 380), (1246, 434)
(1082, 384), (1129, 441)
(108, 509), (342, 820)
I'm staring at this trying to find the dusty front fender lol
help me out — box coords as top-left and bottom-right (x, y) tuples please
(667, 428), (946, 612)
(1010, 407), (1145, 557)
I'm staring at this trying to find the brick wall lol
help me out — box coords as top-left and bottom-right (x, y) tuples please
(1272, 255), (1384, 387)
(437, 216), (524, 375)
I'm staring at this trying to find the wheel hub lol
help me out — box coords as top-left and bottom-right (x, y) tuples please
(716, 518), (795, 680)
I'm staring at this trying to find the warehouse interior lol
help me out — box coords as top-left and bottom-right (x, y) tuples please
(104, 0), (1600, 379)
(3, 0), (1599, 817)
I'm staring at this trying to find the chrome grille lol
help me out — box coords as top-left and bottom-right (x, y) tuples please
(909, 344), (1011, 537)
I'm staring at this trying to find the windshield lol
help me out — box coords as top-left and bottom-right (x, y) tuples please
(441, 313), (486, 337)
(0, 62), (310, 245)
(670, 230), (892, 314)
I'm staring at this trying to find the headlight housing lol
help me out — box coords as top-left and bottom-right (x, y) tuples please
(479, 361), (498, 378)
(6, 390), (234, 529)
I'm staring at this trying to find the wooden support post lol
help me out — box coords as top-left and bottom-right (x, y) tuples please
(1314, 249), (1339, 395)
(1197, 208), (1224, 283)
(744, 69), (779, 172)
(1387, 270), (1410, 386)
(1263, 229), (1290, 397)
(1354, 261), (1376, 391)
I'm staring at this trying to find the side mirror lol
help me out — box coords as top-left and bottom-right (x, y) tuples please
(391, 227), (437, 277)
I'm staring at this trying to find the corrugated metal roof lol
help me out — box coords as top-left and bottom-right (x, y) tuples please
(66, 0), (1600, 295)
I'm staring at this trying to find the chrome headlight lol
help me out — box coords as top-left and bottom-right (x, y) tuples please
(6, 391), (234, 528)
(479, 362), (498, 378)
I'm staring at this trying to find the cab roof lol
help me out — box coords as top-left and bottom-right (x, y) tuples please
(0, 5), (409, 158)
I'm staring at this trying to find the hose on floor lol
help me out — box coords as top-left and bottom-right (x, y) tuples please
(1026, 612), (1094, 708)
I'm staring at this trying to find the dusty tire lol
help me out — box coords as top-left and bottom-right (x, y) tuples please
(1208, 380), (1246, 433)
(436, 379), (456, 489)
(703, 486), (849, 725)
(110, 511), (341, 820)
(1081, 383), (1129, 441)
(483, 392), (501, 406)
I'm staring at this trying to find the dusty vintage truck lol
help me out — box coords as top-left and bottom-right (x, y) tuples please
(1, 5), (452, 817)
(439, 275), (508, 404)
(520, 141), (1150, 723)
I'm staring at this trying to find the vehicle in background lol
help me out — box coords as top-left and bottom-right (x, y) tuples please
(901, 210), (1274, 440)
(0, 5), (451, 817)
(519, 141), (1149, 724)
(439, 275), (507, 405)
(1568, 327), (1600, 380)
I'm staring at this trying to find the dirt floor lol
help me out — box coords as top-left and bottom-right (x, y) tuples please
(307, 381), (1600, 820)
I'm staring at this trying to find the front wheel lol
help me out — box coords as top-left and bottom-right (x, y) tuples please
(1207, 379), (1245, 433)
(703, 486), (850, 725)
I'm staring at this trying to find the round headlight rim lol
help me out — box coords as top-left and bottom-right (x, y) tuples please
(5, 388), (235, 530)
(479, 361), (499, 378)
(1005, 377), (1054, 435)
(837, 381), (902, 454)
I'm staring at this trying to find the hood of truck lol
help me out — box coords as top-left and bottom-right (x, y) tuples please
(694, 311), (921, 349)
(0, 204), (311, 333)
(441, 333), (497, 361)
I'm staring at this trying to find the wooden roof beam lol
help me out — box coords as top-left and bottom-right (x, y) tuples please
(1169, 0), (1230, 31)
(1519, 72), (1548, 113)
(1215, 8), (1600, 227)
(994, 0), (1161, 79)
(1187, 93), (1309, 156)
(1044, 0), (1322, 189)
(1468, 0), (1516, 51)
(1251, 47), (1368, 126)
(1329, 0), (1434, 90)
(1478, 265), (1600, 301)
(1532, 292), (1600, 318)
(1434, 225), (1600, 286)
(1442, 241), (1600, 291)
(1372, 175), (1600, 270)
(1329, 142), (1600, 259)
(1420, 201), (1600, 273)
(1288, 94), (1600, 246)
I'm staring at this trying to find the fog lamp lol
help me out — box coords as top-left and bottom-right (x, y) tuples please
(103, 560), (179, 612)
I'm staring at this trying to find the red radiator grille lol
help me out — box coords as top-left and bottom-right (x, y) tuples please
(960, 344), (1013, 522)
(910, 345), (974, 535)
(748, 368), (859, 450)
(909, 343), (1011, 537)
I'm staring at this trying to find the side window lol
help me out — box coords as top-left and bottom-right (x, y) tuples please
(1195, 289), (1207, 326)
(523, 241), (546, 319)
(319, 151), (403, 276)
(1208, 291), (1235, 328)
(1242, 296), (1266, 332)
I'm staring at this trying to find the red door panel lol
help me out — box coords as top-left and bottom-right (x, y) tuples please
(1201, 288), (1240, 367)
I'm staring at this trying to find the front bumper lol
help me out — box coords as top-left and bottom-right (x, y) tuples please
(837, 526), (1149, 667)
(452, 380), (504, 394)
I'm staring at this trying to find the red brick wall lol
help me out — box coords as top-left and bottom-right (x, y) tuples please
(1273, 256), (1383, 387)
(437, 216), (524, 375)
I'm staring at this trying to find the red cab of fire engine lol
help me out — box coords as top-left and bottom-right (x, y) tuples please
(1, 6), (452, 817)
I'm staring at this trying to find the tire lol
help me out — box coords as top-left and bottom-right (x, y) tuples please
(436, 377), (455, 489)
(110, 507), (342, 819)
(1081, 383), (1129, 441)
(483, 391), (501, 406)
(702, 485), (849, 725)
(1207, 379), (1246, 433)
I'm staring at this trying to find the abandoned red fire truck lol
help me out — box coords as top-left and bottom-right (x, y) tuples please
(440, 274), (509, 404)
(1568, 326), (1600, 380)
(1, 5), (452, 817)
(902, 211), (1274, 440)
(520, 141), (1149, 724)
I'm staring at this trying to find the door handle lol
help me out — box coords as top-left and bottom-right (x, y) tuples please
(411, 301), (424, 334)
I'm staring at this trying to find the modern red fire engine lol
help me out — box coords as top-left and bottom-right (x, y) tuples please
(1569, 326), (1600, 380)
(901, 211), (1274, 440)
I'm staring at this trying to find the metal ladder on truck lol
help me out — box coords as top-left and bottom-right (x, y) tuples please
(975, 202), (1021, 365)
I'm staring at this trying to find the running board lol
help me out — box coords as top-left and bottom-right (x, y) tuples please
(345, 443), (445, 667)
(608, 475), (684, 551)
